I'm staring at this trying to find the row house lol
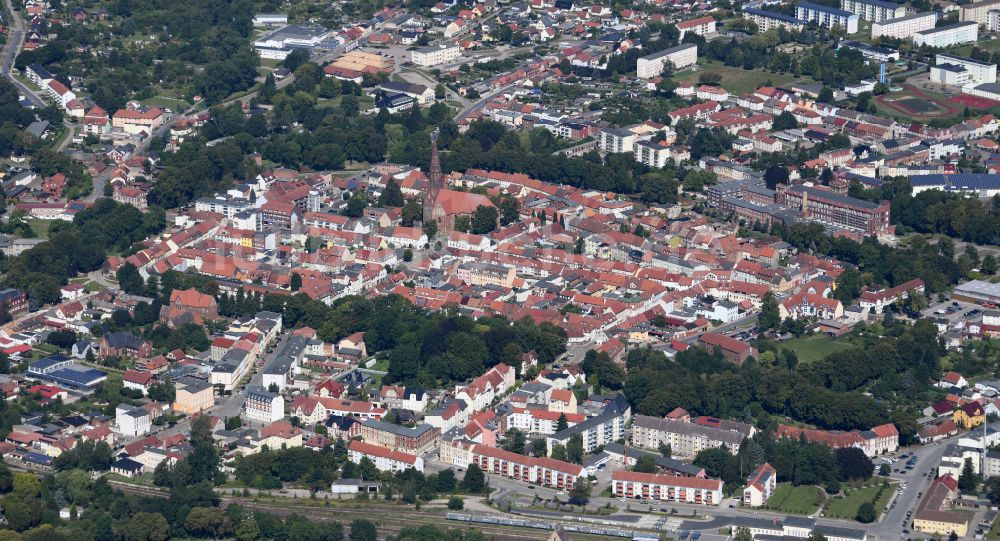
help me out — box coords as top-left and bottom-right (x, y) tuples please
(775, 423), (899, 456)
(859, 278), (925, 313)
(612, 471), (723, 505)
(506, 407), (586, 435)
(353, 419), (440, 454)
(780, 292), (844, 320)
(470, 444), (584, 489)
(348, 440), (424, 473)
(455, 363), (515, 412)
(631, 415), (745, 458)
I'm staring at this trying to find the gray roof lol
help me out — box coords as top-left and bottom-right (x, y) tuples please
(640, 43), (697, 62)
(360, 419), (436, 438)
(632, 415), (745, 446)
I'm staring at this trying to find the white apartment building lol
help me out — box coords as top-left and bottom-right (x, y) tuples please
(796, 2), (860, 33)
(244, 386), (285, 424)
(961, 0), (1000, 25)
(934, 53), (997, 84)
(676, 16), (717, 40)
(634, 141), (672, 168)
(990, 9), (1000, 31)
(871, 12), (938, 39)
(348, 440), (424, 473)
(600, 128), (639, 153)
(411, 43), (461, 66)
(636, 44), (698, 79)
(115, 405), (152, 438)
(841, 0), (906, 22)
(743, 8), (806, 32)
(913, 21), (978, 47)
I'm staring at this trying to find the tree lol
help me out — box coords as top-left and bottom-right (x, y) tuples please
(437, 468), (457, 492)
(447, 496), (464, 510)
(461, 463), (485, 493)
(566, 434), (584, 464)
(403, 248), (413, 262)
(234, 519), (260, 541)
(568, 477), (591, 505)
(117, 263), (145, 294)
(958, 457), (979, 493)
(764, 166), (790, 189)
(818, 87), (834, 103)
(378, 179), (405, 207)
(759, 292), (781, 330)
(982, 255), (997, 275)
(349, 519), (377, 541)
(290, 272), (302, 292)
(855, 501), (876, 523)
(498, 195), (520, 226)
(634, 454), (657, 473)
(734, 527), (753, 541)
(835, 448), (873, 482)
(773, 112), (798, 130)
(503, 428), (526, 454)
(184, 507), (229, 538)
(556, 413), (569, 432)
(470, 205), (499, 235)
(659, 442), (672, 458)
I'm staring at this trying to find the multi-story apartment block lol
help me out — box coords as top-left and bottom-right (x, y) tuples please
(243, 386), (285, 424)
(676, 16), (716, 40)
(354, 419), (440, 454)
(744, 463), (778, 507)
(348, 440), (424, 473)
(961, 0), (1000, 25)
(634, 141), (673, 168)
(841, 0), (905, 22)
(456, 262), (516, 288)
(600, 128), (639, 153)
(743, 8), (807, 32)
(932, 53), (998, 85)
(411, 43), (461, 66)
(795, 2), (860, 33)
(470, 444), (584, 489)
(776, 184), (891, 235)
(636, 44), (697, 79)
(913, 21), (978, 47)
(612, 471), (723, 505)
(546, 395), (630, 453)
(506, 408), (586, 435)
(631, 415), (745, 458)
(871, 12), (937, 39)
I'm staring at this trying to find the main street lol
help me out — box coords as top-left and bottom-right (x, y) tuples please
(0, 0), (45, 108)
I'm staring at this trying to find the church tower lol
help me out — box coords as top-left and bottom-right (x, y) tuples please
(423, 129), (443, 226)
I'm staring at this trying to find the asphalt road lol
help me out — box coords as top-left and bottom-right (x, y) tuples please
(1, 0), (45, 107)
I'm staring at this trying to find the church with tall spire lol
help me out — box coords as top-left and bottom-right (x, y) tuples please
(423, 129), (444, 227)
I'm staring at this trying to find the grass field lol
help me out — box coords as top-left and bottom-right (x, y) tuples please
(779, 335), (856, 364)
(142, 96), (190, 110)
(27, 219), (57, 239)
(764, 484), (824, 515)
(824, 480), (894, 520)
(673, 60), (806, 96)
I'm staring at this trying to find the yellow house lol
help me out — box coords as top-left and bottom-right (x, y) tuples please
(914, 478), (968, 537)
(953, 402), (985, 430)
(173, 379), (214, 414)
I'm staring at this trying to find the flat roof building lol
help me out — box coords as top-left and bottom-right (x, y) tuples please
(636, 44), (698, 79)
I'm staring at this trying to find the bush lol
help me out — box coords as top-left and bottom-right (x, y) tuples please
(856, 501), (876, 523)
(447, 496), (464, 510)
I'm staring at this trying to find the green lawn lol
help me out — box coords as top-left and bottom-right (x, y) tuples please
(142, 96), (190, 110)
(824, 480), (895, 520)
(764, 483), (824, 515)
(27, 219), (57, 239)
(780, 335), (856, 364)
(673, 60), (808, 96)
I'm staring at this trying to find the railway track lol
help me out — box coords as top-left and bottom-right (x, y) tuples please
(105, 481), (617, 540)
